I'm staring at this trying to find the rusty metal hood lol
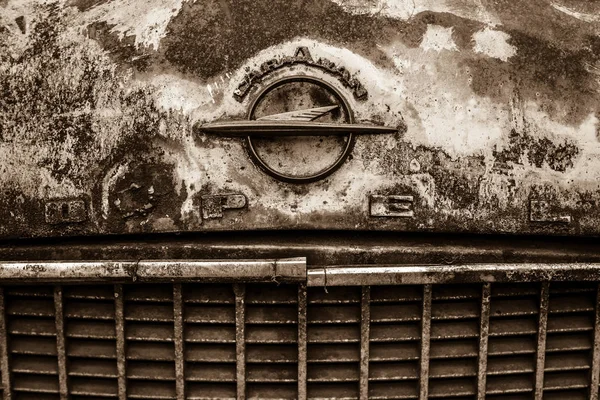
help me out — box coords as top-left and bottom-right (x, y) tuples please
(1, 0), (599, 238)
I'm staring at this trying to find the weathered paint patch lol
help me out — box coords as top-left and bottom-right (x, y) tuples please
(493, 129), (580, 172)
(329, 0), (499, 25)
(0, 4), (190, 236)
(420, 24), (457, 52)
(147, 73), (216, 114)
(73, 0), (191, 50)
(472, 28), (517, 61)
(100, 155), (186, 233)
(389, 42), (509, 156)
(1, 0), (600, 239)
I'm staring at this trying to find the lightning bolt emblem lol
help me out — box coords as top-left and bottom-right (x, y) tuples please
(257, 105), (339, 121)
(198, 104), (400, 137)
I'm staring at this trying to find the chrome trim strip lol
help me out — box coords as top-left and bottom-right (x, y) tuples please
(199, 120), (397, 137)
(1, 260), (599, 286)
(0, 258), (306, 283)
(307, 263), (600, 286)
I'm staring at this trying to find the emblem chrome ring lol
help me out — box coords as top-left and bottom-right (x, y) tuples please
(245, 76), (356, 184)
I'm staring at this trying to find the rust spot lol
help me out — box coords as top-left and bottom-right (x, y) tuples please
(493, 129), (580, 172)
(100, 156), (186, 233)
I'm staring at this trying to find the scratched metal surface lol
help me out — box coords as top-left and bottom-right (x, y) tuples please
(0, 0), (599, 239)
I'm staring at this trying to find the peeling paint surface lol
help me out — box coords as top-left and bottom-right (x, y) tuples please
(0, 0), (599, 238)
(73, 0), (192, 50)
(472, 28), (517, 61)
(420, 25), (458, 53)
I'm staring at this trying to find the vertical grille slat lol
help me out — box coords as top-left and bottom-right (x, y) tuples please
(115, 285), (126, 400)
(1, 279), (600, 399)
(419, 285), (431, 400)
(590, 283), (600, 400)
(0, 288), (9, 400)
(359, 286), (370, 400)
(234, 284), (246, 400)
(534, 282), (550, 400)
(173, 284), (185, 400)
(476, 283), (491, 400)
(53, 287), (68, 400)
(298, 284), (307, 400)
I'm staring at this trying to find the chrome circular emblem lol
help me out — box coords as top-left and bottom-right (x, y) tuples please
(247, 76), (355, 183)
(198, 75), (398, 184)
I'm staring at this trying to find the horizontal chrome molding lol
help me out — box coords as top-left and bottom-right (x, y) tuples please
(2, 260), (600, 285)
(0, 258), (306, 283)
(198, 120), (397, 137)
(307, 263), (600, 286)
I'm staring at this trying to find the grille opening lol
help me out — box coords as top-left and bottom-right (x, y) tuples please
(369, 285), (422, 400)
(486, 283), (540, 399)
(428, 284), (481, 399)
(247, 284), (299, 399)
(0, 281), (599, 399)
(308, 286), (361, 399)
(7, 286), (59, 398)
(65, 285), (118, 399)
(125, 285), (175, 399)
(543, 283), (596, 399)
(183, 284), (236, 399)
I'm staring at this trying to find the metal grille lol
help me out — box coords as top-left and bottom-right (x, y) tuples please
(0, 281), (599, 399)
